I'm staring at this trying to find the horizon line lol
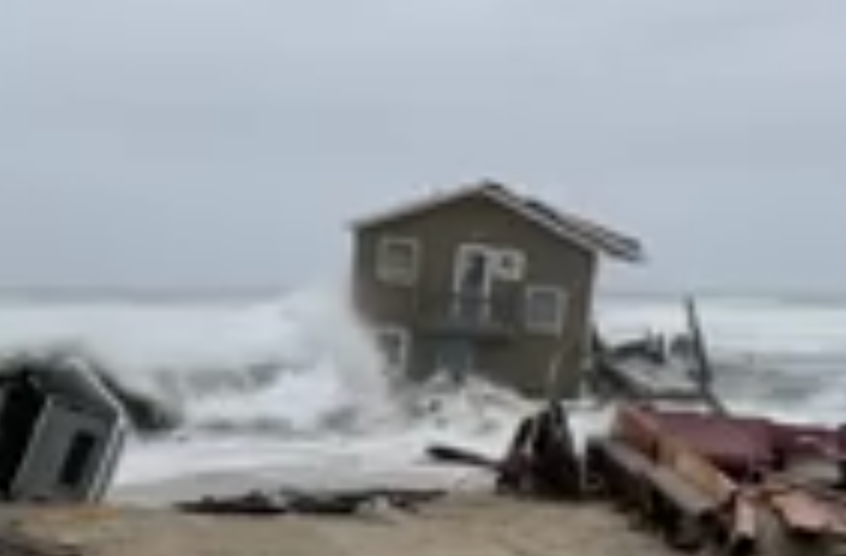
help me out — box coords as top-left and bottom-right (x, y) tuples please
(1, 284), (845, 303)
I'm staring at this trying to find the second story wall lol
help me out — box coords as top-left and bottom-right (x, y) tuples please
(351, 193), (598, 339)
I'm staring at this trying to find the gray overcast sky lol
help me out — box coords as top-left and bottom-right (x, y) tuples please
(1, 0), (844, 294)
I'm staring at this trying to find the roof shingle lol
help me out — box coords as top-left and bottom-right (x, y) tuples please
(352, 180), (644, 262)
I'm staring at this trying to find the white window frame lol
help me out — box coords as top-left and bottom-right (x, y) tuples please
(523, 285), (567, 335)
(376, 325), (410, 374)
(376, 236), (420, 285)
(495, 248), (527, 282)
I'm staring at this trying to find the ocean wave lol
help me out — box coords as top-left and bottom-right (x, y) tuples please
(597, 296), (846, 358)
(0, 287), (394, 436)
(2, 289), (846, 484)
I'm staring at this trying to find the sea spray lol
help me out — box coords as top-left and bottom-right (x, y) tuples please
(2, 291), (846, 488)
(598, 295), (846, 359)
(0, 287), (402, 435)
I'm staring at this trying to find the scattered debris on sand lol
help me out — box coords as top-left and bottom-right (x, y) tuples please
(175, 488), (445, 516)
(0, 495), (679, 556)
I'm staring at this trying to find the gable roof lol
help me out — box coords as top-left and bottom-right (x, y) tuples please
(351, 181), (644, 262)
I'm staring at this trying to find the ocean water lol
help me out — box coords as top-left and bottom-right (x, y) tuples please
(1, 288), (845, 499)
(597, 294), (846, 423)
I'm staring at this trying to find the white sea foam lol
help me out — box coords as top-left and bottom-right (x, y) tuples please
(598, 295), (846, 425)
(0, 288), (395, 434)
(597, 296), (846, 358)
(1, 290), (845, 495)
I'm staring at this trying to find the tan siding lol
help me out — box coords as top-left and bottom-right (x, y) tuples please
(351, 192), (598, 397)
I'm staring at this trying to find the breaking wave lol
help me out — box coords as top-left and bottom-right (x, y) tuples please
(597, 295), (846, 424)
(0, 288), (398, 435)
(598, 295), (846, 359)
(2, 288), (846, 489)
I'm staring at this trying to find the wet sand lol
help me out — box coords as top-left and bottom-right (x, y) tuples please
(1, 493), (676, 556)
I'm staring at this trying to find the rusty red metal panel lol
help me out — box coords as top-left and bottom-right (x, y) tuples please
(642, 409), (775, 478)
(615, 406), (846, 478)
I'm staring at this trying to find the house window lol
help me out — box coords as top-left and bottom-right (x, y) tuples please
(524, 286), (567, 334)
(59, 431), (97, 488)
(376, 326), (410, 374)
(376, 236), (419, 285)
(494, 248), (526, 282)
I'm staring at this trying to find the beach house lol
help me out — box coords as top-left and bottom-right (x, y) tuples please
(349, 181), (643, 396)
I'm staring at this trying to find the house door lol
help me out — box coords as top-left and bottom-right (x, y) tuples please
(432, 338), (476, 384)
(452, 244), (496, 323)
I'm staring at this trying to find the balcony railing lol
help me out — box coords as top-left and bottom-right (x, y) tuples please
(413, 290), (521, 339)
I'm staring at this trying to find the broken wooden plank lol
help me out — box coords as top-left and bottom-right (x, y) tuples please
(426, 444), (501, 471)
(644, 466), (716, 518)
(766, 487), (846, 536)
(593, 438), (654, 479)
(684, 297), (726, 415)
(587, 437), (655, 515)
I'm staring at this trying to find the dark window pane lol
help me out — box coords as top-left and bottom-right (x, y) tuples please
(59, 431), (97, 487)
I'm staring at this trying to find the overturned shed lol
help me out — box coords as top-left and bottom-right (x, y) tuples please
(0, 354), (127, 503)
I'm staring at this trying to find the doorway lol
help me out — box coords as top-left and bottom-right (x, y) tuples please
(432, 338), (476, 385)
(452, 243), (496, 324)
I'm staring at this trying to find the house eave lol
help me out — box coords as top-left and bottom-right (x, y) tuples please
(350, 180), (645, 263)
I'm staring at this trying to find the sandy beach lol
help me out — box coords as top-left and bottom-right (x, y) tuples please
(53, 465), (673, 556)
(1, 492), (676, 556)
